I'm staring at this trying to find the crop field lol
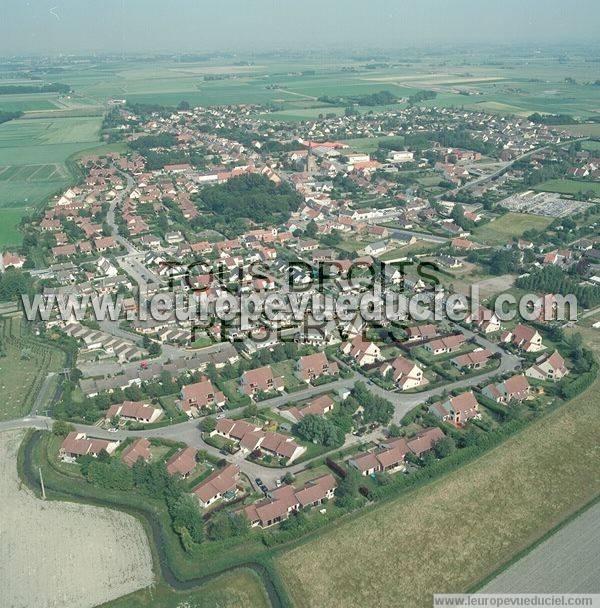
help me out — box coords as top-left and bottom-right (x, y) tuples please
(534, 179), (600, 196)
(0, 115), (101, 241)
(277, 355), (600, 608)
(481, 500), (600, 594)
(0, 316), (66, 420)
(472, 212), (553, 245)
(101, 569), (271, 608)
(0, 430), (154, 608)
(0, 208), (24, 247)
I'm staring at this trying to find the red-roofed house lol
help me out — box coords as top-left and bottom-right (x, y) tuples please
(526, 351), (569, 382)
(121, 438), (152, 467)
(295, 352), (338, 383)
(105, 401), (162, 424)
(379, 356), (425, 390)
(194, 463), (240, 508)
(240, 365), (284, 397)
(429, 391), (480, 427)
(59, 432), (120, 460)
(341, 335), (382, 367)
(180, 378), (226, 417)
(166, 447), (198, 478)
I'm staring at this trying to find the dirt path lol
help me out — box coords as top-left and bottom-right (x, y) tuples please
(0, 431), (154, 608)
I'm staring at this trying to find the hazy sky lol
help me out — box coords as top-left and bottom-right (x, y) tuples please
(1, 0), (599, 55)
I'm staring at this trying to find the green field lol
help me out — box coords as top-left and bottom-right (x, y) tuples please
(534, 179), (600, 196)
(277, 348), (600, 608)
(0, 115), (101, 243)
(0, 317), (66, 420)
(102, 569), (271, 608)
(473, 212), (553, 245)
(0, 209), (25, 247)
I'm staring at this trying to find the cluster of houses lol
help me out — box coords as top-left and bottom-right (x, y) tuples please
(350, 427), (445, 476)
(210, 418), (306, 464)
(243, 473), (336, 528)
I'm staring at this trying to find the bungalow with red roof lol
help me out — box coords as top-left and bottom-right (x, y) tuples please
(405, 324), (438, 342)
(166, 447), (198, 478)
(350, 438), (409, 476)
(194, 463), (240, 508)
(286, 394), (335, 423)
(452, 348), (493, 370)
(466, 307), (501, 334)
(405, 427), (445, 458)
(105, 400), (162, 424)
(424, 334), (466, 355)
(121, 438), (151, 467)
(243, 474), (336, 528)
(59, 432), (120, 460)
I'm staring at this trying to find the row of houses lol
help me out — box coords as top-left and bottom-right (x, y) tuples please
(350, 427), (445, 475)
(210, 418), (306, 463)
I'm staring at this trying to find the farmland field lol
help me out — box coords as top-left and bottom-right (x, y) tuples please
(0, 430), (154, 608)
(0, 208), (24, 247)
(473, 212), (553, 245)
(481, 500), (600, 593)
(0, 115), (101, 243)
(533, 179), (600, 196)
(102, 569), (271, 608)
(277, 349), (600, 607)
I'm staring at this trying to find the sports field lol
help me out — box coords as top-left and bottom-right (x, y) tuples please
(534, 179), (600, 196)
(277, 352), (600, 608)
(472, 212), (553, 245)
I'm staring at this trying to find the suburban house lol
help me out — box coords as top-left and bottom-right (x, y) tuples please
(121, 438), (151, 467)
(424, 334), (465, 355)
(240, 365), (285, 397)
(429, 391), (481, 426)
(180, 378), (226, 416)
(286, 394), (335, 423)
(483, 374), (531, 403)
(466, 307), (501, 334)
(379, 356), (425, 390)
(105, 400), (162, 424)
(166, 447), (198, 478)
(452, 348), (493, 370)
(211, 418), (306, 463)
(295, 352), (338, 383)
(59, 432), (120, 460)
(510, 324), (545, 353)
(405, 427), (445, 458)
(526, 351), (569, 382)
(341, 335), (382, 366)
(244, 474), (336, 528)
(405, 323), (438, 342)
(193, 463), (240, 509)
(350, 438), (408, 476)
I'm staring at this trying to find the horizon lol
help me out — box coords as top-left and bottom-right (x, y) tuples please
(1, 0), (599, 55)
